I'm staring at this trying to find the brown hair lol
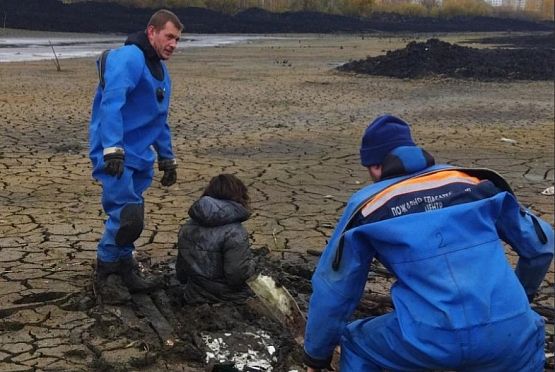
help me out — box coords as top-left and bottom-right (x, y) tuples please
(202, 174), (250, 209)
(147, 9), (184, 31)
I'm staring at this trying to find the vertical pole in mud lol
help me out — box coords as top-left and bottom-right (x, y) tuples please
(49, 40), (61, 72)
(2, 12), (6, 31)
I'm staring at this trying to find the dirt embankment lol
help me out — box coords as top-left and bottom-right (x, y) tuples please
(0, 0), (552, 34)
(338, 37), (555, 81)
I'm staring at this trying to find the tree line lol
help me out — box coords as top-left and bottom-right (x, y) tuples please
(66, 0), (554, 20)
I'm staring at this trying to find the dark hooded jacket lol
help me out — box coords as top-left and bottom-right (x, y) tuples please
(176, 196), (256, 303)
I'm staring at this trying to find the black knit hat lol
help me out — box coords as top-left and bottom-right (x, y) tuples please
(360, 115), (416, 167)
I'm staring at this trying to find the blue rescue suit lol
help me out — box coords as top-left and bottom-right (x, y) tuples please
(89, 32), (175, 263)
(304, 147), (554, 371)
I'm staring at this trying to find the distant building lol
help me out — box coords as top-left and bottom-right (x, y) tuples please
(485, 0), (528, 7)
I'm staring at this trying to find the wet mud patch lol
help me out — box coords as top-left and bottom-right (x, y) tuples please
(169, 302), (304, 371)
(82, 253), (313, 371)
(338, 38), (555, 81)
(464, 32), (555, 49)
(13, 291), (68, 304)
(0, 320), (25, 332)
(74, 251), (554, 370)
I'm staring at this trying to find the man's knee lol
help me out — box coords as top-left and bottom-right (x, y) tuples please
(115, 204), (144, 245)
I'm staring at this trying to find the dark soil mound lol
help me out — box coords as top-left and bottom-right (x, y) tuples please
(232, 8), (375, 33)
(465, 32), (555, 49)
(338, 38), (555, 81)
(0, 0), (551, 34)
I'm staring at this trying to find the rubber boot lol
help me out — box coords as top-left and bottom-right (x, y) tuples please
(95, 259), (131, 304)
(119, 256), (161, 293)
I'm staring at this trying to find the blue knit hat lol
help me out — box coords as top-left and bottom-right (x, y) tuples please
(360, 115), (416, 167)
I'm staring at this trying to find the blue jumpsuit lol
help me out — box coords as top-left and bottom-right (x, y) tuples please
(89, 34), (175, 263)
(304, 147), (554, 371)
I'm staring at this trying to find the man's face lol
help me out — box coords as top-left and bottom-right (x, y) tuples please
(147, 21), (181, 60)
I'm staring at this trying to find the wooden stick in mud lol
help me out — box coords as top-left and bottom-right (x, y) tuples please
(49, 40), (61, 71)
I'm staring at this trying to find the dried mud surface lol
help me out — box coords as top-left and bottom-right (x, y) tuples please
(0, 33), (553, 371)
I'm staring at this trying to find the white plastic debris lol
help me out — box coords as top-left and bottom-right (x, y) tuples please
(500, 137), (517, 145)
(165, 339), (175, 347)
(202, 330), (276, 371)
(541, 186), (554, 195)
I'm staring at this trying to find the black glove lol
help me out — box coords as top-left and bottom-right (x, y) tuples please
(304, 352), (333, 371)
(103, 152), (124, 178)
(159, 158), (177, 187)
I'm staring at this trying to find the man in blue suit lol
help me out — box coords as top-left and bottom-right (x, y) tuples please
(89, 10), (182, 303)
(304, 115), (553, 371)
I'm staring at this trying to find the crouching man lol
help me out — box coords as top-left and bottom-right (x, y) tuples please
(304, 115), (554, 371)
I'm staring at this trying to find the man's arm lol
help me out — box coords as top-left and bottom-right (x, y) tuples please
(304, 228), (375, 369)
(495, 193), (554, 301)
(98, 47), (143, 155)
(153, 65), (175, 165)
(153, 120), (177, 186)
(153, 120), (175, 162)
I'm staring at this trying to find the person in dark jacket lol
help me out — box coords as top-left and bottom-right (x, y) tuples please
(89, 10), (183, 303)
(176, 174), (257, 304)
(304, 115), (554, 372)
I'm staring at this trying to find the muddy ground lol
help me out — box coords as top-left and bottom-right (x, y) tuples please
(464, 32), (555, 49)
(0, 33), (553, 371)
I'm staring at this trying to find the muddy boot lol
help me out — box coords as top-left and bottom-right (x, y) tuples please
(95, 260), (132, 304)
(119, 256), (161, 293)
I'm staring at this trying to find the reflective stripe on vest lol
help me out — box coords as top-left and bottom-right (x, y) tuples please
(361, 170), (481, 218)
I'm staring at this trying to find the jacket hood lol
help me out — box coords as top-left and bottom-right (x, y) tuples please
(124, 31), (164, 81)
(125, 31), (159, 61)
(188, 196), (250, 227)
(381, 146), (435, 180)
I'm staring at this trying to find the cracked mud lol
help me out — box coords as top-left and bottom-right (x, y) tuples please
(0, 33), (553, 371)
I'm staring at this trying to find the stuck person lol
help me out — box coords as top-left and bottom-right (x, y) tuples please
(89, 10), (183, 303)
(176, 174), (257, 304)
(303, 114), (554, 371)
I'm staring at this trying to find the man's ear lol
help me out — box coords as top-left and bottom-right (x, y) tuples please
(368, 165), (383, 182)
(146, 25), (156, 40)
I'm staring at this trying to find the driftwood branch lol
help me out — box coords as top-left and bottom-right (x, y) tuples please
(49, 40), (61, 71)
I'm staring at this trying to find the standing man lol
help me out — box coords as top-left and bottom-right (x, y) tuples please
(89, 10), (183, 303)
(304, 115), (553, 371)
